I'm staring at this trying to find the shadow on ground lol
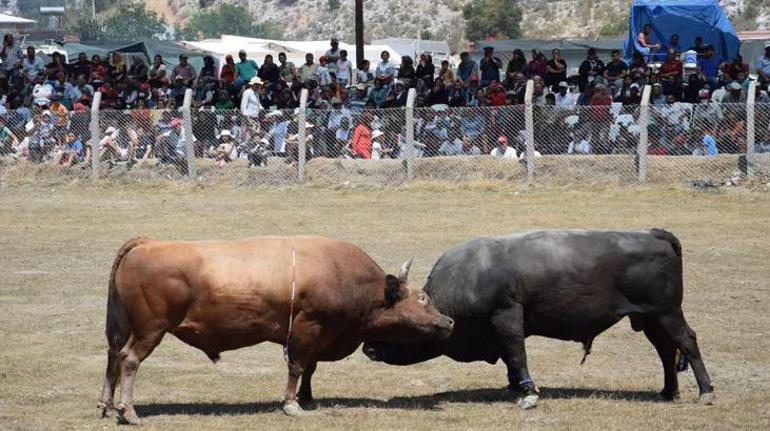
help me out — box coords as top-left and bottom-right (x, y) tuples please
(135, 386), (662, 417)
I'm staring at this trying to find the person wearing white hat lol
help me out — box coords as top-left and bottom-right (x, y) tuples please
(721, 81), (746, 103)
(240, 77), (263, 120)
(210, 129), (238, 167)
(555, 81), (575, 108)
(370, 129), (391, 160)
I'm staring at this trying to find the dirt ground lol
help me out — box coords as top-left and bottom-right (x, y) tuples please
(0, 183), (768, 430)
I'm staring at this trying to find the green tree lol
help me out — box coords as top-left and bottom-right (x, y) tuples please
(463, 0), (522, 41)
(100, 3), (168, 41)
(179, 3), (284, 40)
(420, 29), (432, 40)
(328, 0), (340, 11)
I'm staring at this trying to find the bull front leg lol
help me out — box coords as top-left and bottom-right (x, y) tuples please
(282, 360), (305, 416)
(491, 303), (539, 410)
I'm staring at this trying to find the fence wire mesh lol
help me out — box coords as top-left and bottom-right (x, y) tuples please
(2, 92), (770, 187)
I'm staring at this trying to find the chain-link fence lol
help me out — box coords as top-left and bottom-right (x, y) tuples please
(2, 85), (769, 186)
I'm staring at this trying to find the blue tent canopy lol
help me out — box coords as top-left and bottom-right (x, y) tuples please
(624, 0), (740, 63)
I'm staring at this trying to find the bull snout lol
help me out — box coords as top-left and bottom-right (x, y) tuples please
(363, 343), (382, 361)
(434, 316), (454, 339)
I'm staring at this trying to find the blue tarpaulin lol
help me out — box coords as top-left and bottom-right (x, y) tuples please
(624, 0), (740, 63)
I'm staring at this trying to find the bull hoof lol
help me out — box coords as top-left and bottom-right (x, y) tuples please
(282, 401), (304, 417)
(518, 394), (539, 410)
(298, 396), (318, 410)
(116, 404), (141, 426)
(698, 392), (715, 406)
(658, 389), (680, 401)
(97, 402), (117, 419)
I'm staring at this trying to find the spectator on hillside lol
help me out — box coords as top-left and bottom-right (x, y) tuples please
(325, 38), (341, 78)
(697, 46), (720, 90)
(258, 54), (280, 85)
(148, 54), (167, 88)
(375, 51), (396, 85)
(278, 52), (296, 83)
(21, 47), (45, 84)
(658, 49), (683, 97)
(172, 54), (197, 87)
(298, 53), (319, 84)
(603, 49), (628, 92)
(490, 135), (516, 158)
(578, 48), (605, 92)
(755, 41), (770, 86)
(527, 49), (547, 79)
(236, 50), (258, 83)
(544, 49), (567, 91)
(456, 52), (477, 83)
(722, 54), (749, 82)
(479, 46), (502, 87)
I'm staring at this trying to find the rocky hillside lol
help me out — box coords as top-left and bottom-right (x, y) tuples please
(154, 0), (767, 51)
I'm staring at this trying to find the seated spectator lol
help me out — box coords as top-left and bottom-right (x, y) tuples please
(697, 46), (720, 90)
(398, 56), (416, 85)
(258, 54), (280, 86)
(544, 49), (567, 91)
(527, 50), (547, 79)
(298, 53), (318, 85)
(756, 41), (770, 86)
(622, 83), (642, 106)
(637, 24), (661, 60)
(567, 128), (592, 154)
(578, 48), (605, 93)
(350, 113), (373, 158)
(199, 55), (218, 84)
(506, 49), (527, 79)
(661, 34), (682, 55)
(370, 129), (392, 159)
(172, 54), (197, 87)
(278, 52), (296, 83)
(689, 36), (707, 59)
(555, 81), (575, 107)
(721, 81), (746, 103)
(369, 78), (389, 107)
(89, 55), (109, 87)
(375, 51), (396, 85)
(456, 52), (477, 83)
(207, 129), (238, 167)
(425, 81), (449, 106)
(0, 117), (20, 156)
(127, 54), (149, 85)
(460, 134), (481, 155)
(479, 46), (503, 87)
(692, 127), (718, 156)
(603, 49), (628, 92)
(628, 51), (649, 84)
(651, 83), (666, 106)
(54, 132), (86, 167)
(148, 55), (168, 88)
(357, 59), (373, 84)
(692, 89), (723, 124)
(438, 60), (454, 87)
(682, 73), (704, 103)
(722, 55), (748, 82)
(658, 49), (683, 97)
(44, 52), (68, 82)
(21, 46), (46, 84)
(109, 52), (127, 83)
(490, 135), (517, 158)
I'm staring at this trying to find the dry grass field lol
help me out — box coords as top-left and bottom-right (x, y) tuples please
(1, 182), (769, 431)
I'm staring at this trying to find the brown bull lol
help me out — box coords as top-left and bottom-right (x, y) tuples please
(98, 236), (454, 424)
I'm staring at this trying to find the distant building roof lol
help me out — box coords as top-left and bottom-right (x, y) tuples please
(0, 13), (37, 25)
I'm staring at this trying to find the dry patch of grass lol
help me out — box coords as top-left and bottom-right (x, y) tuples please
(0, 184), (769, 430)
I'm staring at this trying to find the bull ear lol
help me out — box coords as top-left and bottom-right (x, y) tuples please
(397, 257), (413, 283)
(384, 274), (404, 306)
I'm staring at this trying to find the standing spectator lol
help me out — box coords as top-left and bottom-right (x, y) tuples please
(375, 51), (395, 85)
(527, 50), (547, 79)
(148, 55), (167, 88)
(490, 135), (517, 158)
(1, 34), (23, 83)
(240, 77), (263, 120)
(298, 53), (319, 84)
(236, 50), (258, 83)
(578, 48), (605, 92)
(722, 55), (749, 82)
(21, 46), (46, 83)
(416, 54), (435, 87)
(697, 46), (720, 90)
(317, 56), (333, 87)
(637, 24), (661, 60)
(479, 46), (502, 86)
(127, 54), (149, 85)
(357, 59), (373, 84)
(109, 52), (127, 83)
(324, 38), (341, 79)
(658, 49), (683, 97)
(258, 54), (280, 85)
(456, 52), (477, 83)
(603, 50), (628, 92)
(755, 41), (770, 86)
(198, 55), (217, 84)
(220, 55), (238, 85)
(172, 54), (197, 87)
(544, 49), (567, 91)
(335, 50), (352, 89)
(278, 52), (296, 83)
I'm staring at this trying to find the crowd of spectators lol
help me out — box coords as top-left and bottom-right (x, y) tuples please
(2, 33), (770, 171)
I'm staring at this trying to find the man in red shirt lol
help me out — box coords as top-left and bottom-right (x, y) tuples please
(658, 49), (683, 99)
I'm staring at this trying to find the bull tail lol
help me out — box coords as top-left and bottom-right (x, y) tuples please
(106, 237), (150, 352)
(650, 228), (682, 258)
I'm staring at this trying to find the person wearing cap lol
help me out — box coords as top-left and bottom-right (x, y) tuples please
(650, 82), (665, 106)
(172, 54), (197, 87)
(210, 130), (239, 167)
(721, 81), (746, 104)
(375, 51), (395, 85)
(623, 83), (642, 106)
(755, 41), (770, 86)
(236, 49), (258, 83)
(490, 135), (517, 159)
(555, 81), (575, 108)
(325, 38), (341, 78)
(697, 46), (720, 90)
(479, 46), (502, 87)
(240, 77), (263, 119)
(370, 129), (392, 159)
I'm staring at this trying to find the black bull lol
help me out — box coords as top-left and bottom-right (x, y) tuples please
(364, 229), (714, 407)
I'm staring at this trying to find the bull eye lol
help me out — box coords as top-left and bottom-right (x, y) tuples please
(417, 293), (428, 305)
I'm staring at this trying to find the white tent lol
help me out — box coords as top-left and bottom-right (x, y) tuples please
(0, 13), (36, 25)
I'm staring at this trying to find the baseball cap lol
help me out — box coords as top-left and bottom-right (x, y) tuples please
(239, 49), (247, 54)
(249, 77), (263, 85)
(629, 83), (640, 90)
(558, 81), (569, 88)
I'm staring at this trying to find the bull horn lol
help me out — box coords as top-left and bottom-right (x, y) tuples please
(398, 257), (413, 283)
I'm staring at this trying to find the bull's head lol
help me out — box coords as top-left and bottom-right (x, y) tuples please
(364, 258), (454, 344)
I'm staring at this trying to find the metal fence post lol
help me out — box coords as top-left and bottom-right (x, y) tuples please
(637, 84), (652, 182)
(524, 80), (535, 183)
(182, 89), (196, 179)
(297, 88), (308, 183)
(89, 91), (102, 180)
(746, 81), (757, 178)
(405, 88), (417, 181)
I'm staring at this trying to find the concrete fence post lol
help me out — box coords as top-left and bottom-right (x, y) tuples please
(182, 89), (196, 179)
(637, 84), (652, 182)
(746, 81), (757, 178)
(89, 91), (102, 181)
(297, 88), (309, 183)
(524, 80), (535, 183)
(405, 88), (417, 181)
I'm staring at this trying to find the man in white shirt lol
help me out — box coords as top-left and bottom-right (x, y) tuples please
(490, 135), (517, 158)
(324, 38), (341, 78)
(240, 77), (263, 120)
(375, 51), (395, 85)
(21, 46), (46, 83)
(335, 50), (352, 87)
(555, 81), (575, 108)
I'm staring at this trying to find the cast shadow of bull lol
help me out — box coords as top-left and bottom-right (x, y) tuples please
(135, 386), (661, 417)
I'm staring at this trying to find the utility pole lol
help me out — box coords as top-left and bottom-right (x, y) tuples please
(92, 0), (96, 20)
(355, 0), (364, 69)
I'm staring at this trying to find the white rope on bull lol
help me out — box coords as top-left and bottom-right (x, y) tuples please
(283, 245), (297, 363)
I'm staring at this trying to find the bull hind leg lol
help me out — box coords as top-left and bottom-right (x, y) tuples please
(97, 347), (123, 418)
(115, 329), (166, 425)
(297, 362), (317, 408)
(658, 311), (714, 404)
(641, 318), (679, 400)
